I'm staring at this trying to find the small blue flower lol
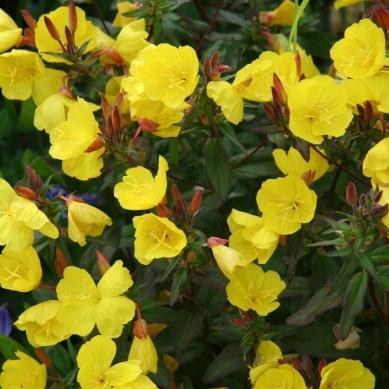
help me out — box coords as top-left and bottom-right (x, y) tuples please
(0, 306), (12, 336)
(46, 184), (69, 200)
(77, 192), (101, 206)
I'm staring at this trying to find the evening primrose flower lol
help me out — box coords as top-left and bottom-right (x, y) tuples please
(253, 364), (307, 389)
(113, 1), (137, 27)
(259, 0), (297, 26)
(334, 0), (366, 9)
(0, 178), (58, 250)
(56, 260), (135, 337)
(272, 147), (329, 183)
(77, 335), (157, 389)
(362, 138), (389, 187)
(49, 98), (101, 160)
(330, 19), (385, 79)
(226, 263), (286, 316)
(256, 175), (317, 235)
(0, 9), (22, 53)
(35, 6), (98, 63)
(227, 209), (279, 264)
(133, 213), (187, 265)
(114, 156), (168, 211)
(0, 352), (47, 389)
(15, 300), (70, 347)
(131, 43), (199, 108)
(288, 75), (353, 144)
(0, 246), (42, 292)
(66, 197), (112, 246)
(208, 239), (251, 279)
(319, 358), (375, 389)
(0, 49), (65, 103)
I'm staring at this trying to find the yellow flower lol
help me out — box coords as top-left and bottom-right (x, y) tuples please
(259, 0), (297, 26)
(67, 198), (112, 246)
(256, 175), (317, 235)
(330, 19), (385, 79)
(253, 364), (307, 389)
(113, 1), (137, 27)
(77, 335), (157, 389)
(0, 352), (47, 389)
(49, 98), (101, 160)
(227, 209), (279, 264)
(209, 242), (251, 279)
(133, 213), (187, 265)
(319, 358), (375, 389)
(56, 260), (135, 337)
(129, 335), (158, 374)
(207, 80), (243, 125)
(0, 246), (42, 292)
(114, 156), (168, 210)
(334, 0), (366, 10)
(288, 75), (353, 144)
(0, 8), (22, 53)
(131, 43), (199, 108)
(0, 49), (65, 103)
(272, 147), (329, 183)
(15, 300), (70, 347)
(114, 19), (149, 64)
(35, 6), (98, 63)
(334, 0), (366, 9)
(0, 178), (58, 250)
(362, 138), (389, 187)
(226, 263), (285, 316)
(62, 147), (105, 181)
(376, 185), (389, 229)
(105, 76), (130, 113)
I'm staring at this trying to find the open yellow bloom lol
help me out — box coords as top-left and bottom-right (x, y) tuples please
(49, 98), (101, 160)
(209, 243), (251, 280)
(376, 185), (389, 229)
(35, 6), (98, 62)
(77, 335), (157, 389)
(362, 138), (389, 187)
(131, 43), (199, 108)
(259, 0), (297, 26)
(256, 175), (317, 235)
(273, 147), (329, 183)
(0, 49), (64, 103)
(0, 246), (42, 292)
(226, 263), (285, 316)
(129, 335), (158, 374)
(0, 178), (58, 250)
(114, 156), (168, 210)
(15, 300), (70, 347)
(56, 260), (135, 337)
(66, 198), (112, 246)
(227, 209), (279, 264)
(0, 8), (22, 53)
(114, 19), (149, 64)
(0, 352), (47, 389)
(319, 358), (375, 389)
(62, 147), (105, 181)
(334, 0), (366, 9)
(113, 1), (137, 27)
(288, 75), (353, 144)
(330, 19), (385, 79)
(253, 364), (307, 389)
(133, 213), (187, 265)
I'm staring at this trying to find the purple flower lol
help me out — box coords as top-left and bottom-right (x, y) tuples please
(46, 184), (69, 200)
(0, 306), (12, 336)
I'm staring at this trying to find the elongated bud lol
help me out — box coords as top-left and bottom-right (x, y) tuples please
(346, 182), (358, 208)
(210, 51), (220, 68)
(374, 189), (383, 204)
(21, 9), (36, 29)
(317, 359), (327, 375)
(295, 51), (302, 78)
(96, 250), (110, 275)
(302, 170), (315, 186)
(26, 165), (43, 192)
(272, 73), (286, 104)
(301, 355), (314, 378)
(189, 190), (202, 215)
(54, 248), (68, 278)
(112, 106), (121, 132)
(59, 84), (74, 99)
(263, 103), (277, 120)
(44, 16), (61, 43)
(207, 236), (228, 247)
(156, 202), (169, 218)
(363, 101), (373, 123)
(372, 204), (388, 217)
(133, 318), (148, 338)
(139, 118), (159, 132)
(291, 358), (303, 371)
(15, 186), (37, 200)
(68, 0), (77, 37)
(370, 5), (389, 30)
(35, 348), (52, 368)
(100, 94), (111, 124)
(86, 136), (105, 152)
(64, 25), (74, 54)
(203, 57), (211, 78)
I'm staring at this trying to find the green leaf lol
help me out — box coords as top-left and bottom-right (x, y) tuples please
(0, 335), (27, 360)
(17, 99), (35, 133)
(170, 267), (188, 306)
(375, 265), (389, 291)
(204, 138), (231, 201)
(202, 343), (245, 384)
(340, 271), (368, 339)
(218, 122), (245, 152)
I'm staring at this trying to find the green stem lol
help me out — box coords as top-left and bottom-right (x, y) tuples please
(288, 0), (310, 51)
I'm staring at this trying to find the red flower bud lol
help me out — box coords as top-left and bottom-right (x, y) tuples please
(15, 186), (37, 200)
(189, 190), (203, 215)
(96, 250), (110, 275)
(68, 0), (77, 37)
(370, 5), (389, 31)
(35, 348), (52, 368)
(207, 237), (228, 247)
(133, 318), (149, 338)
(346, 182), (358, 208)
(54, 248), (68, 278)
(21, 9), (36, 29)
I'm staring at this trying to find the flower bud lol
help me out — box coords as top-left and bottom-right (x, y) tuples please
(346, 182), (358, 208)
(34, 348), (52, 368)
(21, 9), (37, 29)
(68, 0), (77, 37)
(15, 186), (37, 201)
(54, 247), (68, 278)
(189, 190), (202, 215)
(96, 250), (110, 275)
(370, 5), (389, 31)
